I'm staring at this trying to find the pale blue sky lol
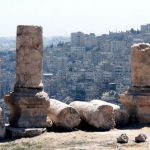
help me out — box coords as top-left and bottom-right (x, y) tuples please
(0, 0), (150, 36)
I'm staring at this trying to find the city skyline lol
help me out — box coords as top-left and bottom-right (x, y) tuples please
(0, 0), (150, 37)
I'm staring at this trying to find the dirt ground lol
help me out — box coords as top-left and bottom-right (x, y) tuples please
(0, 125), (150, 150)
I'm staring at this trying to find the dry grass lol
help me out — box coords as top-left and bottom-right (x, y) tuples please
(0, 125), (150, 150)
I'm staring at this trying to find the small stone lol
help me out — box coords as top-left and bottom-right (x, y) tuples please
(135, 134), (147, 143)
(117, 134), (129, 143)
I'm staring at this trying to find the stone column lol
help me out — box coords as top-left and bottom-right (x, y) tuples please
(15, 25), (43, 88)
(120, 43), (150, 123)
(0, 107), (5, 138)
(131, 44), (150, 86)
(4, 25), (52, 128)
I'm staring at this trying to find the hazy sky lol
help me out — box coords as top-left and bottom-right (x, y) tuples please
(0, 0), (150, 37)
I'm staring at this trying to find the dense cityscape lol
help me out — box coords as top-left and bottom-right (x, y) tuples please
(0, 24), (150, 104)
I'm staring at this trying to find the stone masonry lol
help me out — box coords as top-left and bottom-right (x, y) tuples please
(120, 43), (150, 123)
(4, 25), (52, 128)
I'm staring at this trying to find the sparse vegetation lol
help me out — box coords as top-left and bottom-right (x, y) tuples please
(0, 126), (150, 150)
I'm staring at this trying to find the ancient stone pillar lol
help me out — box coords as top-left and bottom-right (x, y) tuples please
(131, 44), (150, 86)
(4, 25), (52, 128)
(120, 43), (150, 123)
(15, 25), (43, 88)
(0, 107), (5, 138)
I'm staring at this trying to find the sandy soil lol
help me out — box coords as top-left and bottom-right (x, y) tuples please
(0, 125), (150, 150)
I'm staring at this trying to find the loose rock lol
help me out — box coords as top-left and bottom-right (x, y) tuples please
(117, 134), (129, 143)
(135, 134), (147, 143)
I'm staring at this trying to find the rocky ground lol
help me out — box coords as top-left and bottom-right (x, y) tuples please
(0, 125), (150, 150)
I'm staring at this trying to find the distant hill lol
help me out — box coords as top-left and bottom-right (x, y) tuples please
(44, 36), (70, 46)
(0, 36), (70, 51)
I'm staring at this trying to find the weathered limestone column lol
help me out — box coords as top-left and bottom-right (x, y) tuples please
(132, 44), (150, 86)
(0, 107), (5, 138)
(120, 43), (150, 123)
(15, 25), (43, 88)
(4, 25), (52, 128)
